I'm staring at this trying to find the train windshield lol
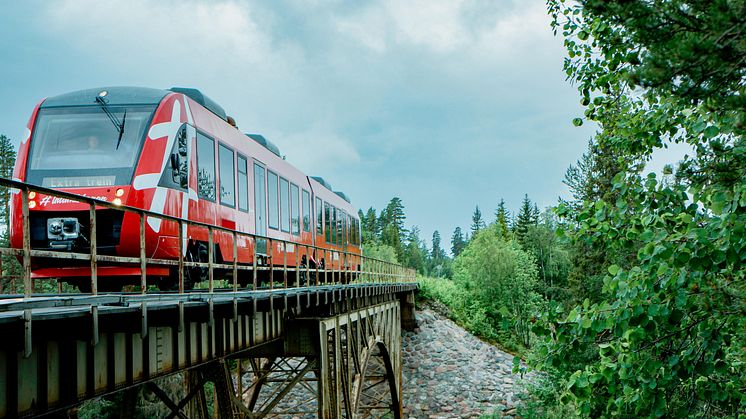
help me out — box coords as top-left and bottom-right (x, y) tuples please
(26, 105), (155, 188)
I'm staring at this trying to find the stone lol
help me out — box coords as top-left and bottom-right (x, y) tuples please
(401, 307), (532, 418)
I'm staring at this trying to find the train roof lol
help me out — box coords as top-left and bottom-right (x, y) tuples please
(41, 86), (169, 108)
(40, 86), (229, 123)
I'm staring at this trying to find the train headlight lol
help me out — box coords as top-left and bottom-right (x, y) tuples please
(28, 191), (36, 199)
(28, 200), (36, 209)
(115, 188), (124, 197)
(113, 198), (122, 206)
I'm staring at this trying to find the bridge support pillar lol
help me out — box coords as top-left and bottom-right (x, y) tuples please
(224, 300), (403, 418)
(400, 290), (417, 331)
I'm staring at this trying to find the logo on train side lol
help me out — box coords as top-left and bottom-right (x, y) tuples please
(39, 195), (108, 206)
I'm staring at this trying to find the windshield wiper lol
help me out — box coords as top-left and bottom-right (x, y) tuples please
(95, 95), (126, 148)
(116, 110), (126, 150)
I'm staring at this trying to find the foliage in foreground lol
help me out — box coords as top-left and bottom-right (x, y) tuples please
(527, 0), (746, 417)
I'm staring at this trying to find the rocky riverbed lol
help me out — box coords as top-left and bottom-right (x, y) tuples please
(402, 308), (528, 418)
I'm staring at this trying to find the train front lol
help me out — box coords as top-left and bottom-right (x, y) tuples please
(9, 87), (168, 285)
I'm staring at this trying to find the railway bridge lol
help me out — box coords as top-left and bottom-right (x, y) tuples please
(0, 178), (418, 418)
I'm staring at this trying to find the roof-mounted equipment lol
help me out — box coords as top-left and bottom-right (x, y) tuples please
(334, 191), (351, 203)
(169, 87), (227, 121)
(246, 134), (282, 157)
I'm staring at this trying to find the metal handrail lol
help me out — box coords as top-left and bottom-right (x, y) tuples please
(0, 176), (416, 299)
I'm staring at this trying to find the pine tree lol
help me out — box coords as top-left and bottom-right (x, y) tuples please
(403, 227), (425, 274)
(494, 199), (511, 239)
(431, 230), (445, 261)
(379, 198), (406, 260)
(514, 194), (533, 246)
(359, 207), (379, 244)
(450, 227), (466, 257)
(0, 134), (16, 227)
(470, 206), (485, 237)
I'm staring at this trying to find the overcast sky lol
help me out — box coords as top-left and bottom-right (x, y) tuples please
(0, 0), (599, 249)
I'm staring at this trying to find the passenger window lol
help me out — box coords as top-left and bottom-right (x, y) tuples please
(324, 202), (331, 243)
(332, 207), (338, 245)
(254, 163), (266, 234)
(237, 155), (248, 212)
(218, 144), (235, 207)
(280, 177), (290, 233)
(302, 190), (310, 232)
(345, 214), (350, 246)
(268, 171), (279, 230)
(339, 210), (345, 245)
(291, 183), (300, 235)
(196, 132), (216, 201)
(159, 124), (189, 190)
(316, 197), (323, 235)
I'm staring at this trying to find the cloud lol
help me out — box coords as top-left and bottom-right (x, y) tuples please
(1, 0), (594, 248)
(43, 0), (270, 66)
(386, 0), (469, 52)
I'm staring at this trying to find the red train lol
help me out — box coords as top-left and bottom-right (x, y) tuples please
(10, 87), (362, 290)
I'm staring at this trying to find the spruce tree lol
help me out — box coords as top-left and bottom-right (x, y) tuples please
(430, 230), (445, 261)
(450, 227), (466, 257)
(0, 134), (16, 227)
(379, 198), (406, 260)
(403, 227), (425, 274)
(470, 206), (485, 237)
(514, 194), (533, 246)
(494, 198), (511, 239)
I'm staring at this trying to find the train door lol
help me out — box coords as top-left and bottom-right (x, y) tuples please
(253, 162), (267, 255)
(193, 130), (218, 227)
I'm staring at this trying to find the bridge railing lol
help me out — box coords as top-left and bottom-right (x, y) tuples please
(0, 177), (416, 299)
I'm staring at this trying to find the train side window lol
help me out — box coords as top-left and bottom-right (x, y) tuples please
(345, 214), (353, 245)
(159, 124), (189, 190)
(324, 202), (331, 243)
(302, 190), (310, 232)
(332, 207), (338, 245)
(267, 171), (279, 230)
(218, 144), (235, 207)
(237, 155), (248, 212)
(291, 183), (300, 235)
(196, 132), (216, 201)
(316, 197), (323, 236)
(280, 177), (290, 233)
(254, 163), (267, 235)
(352, 218), (358, 246)
(339, 210), (345, 245)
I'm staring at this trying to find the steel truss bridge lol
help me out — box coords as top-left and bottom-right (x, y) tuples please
(0, 178), (418, 418)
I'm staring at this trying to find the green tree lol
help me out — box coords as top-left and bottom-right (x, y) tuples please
(402, 227), (426, 274)
(454, 228), (543, 349)
(522, 212), (571, 302)
(0, 135), (20, 292)
(494, 199), (511, 239)
(470, 206), (485, 237)
(530, 1), (746, 416)
(0, 134), (16, 225)
(359, 207), (379, 244)
(450, 227), (466, 257)
(362, 243), (398, 264)
(379, 198), (407, 261)
(513, 194), (535, 246)
(428, 230), (449, 277)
